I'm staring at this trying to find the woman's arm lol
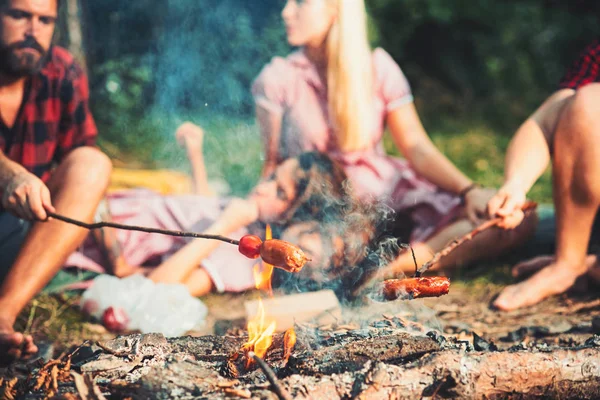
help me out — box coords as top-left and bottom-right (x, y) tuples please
(386, 103), (501, 223)
(487, 88), (575, 225)
(500, 89), (575, 197)
(256, 105), (282, 179)
(387, 103), (473, 194)
(175, 122), (213, 196)
(147, 198), (259, 285)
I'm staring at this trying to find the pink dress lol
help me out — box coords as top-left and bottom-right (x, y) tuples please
(63, 189), (258, 293)
(252, 47), (462, 242)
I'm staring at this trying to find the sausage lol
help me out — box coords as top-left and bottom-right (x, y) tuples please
(259, 239), (310, 273)
(377, 277), (450, 301)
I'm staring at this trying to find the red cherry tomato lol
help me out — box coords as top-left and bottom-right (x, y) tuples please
(238, 235), (263, 259)
(102, 306), (130, 332)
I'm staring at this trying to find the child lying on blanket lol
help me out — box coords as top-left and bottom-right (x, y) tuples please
(64, 123), (375, 297)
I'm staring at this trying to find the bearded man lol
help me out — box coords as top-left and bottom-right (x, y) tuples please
(0, 0), (111, 363)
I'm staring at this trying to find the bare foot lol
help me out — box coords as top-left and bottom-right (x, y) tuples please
(0, 318), (38, 366)
(493, 261), (588, 311)
(175, 122), (204, 152)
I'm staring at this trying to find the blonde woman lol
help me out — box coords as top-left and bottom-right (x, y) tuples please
(252, 0), (537, 277)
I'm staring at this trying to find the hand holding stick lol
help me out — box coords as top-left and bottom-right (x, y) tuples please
(414, 201), (538, 277)
(372, 201), (538, 302)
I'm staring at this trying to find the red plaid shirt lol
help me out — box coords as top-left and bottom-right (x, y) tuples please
(558, 39), (600, 90)
(0, 46), (97, 183)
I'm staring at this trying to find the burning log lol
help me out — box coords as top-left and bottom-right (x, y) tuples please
(16, 331), (600, 399)
(286, 332), (440, 376)
(374, 277), (451, 301)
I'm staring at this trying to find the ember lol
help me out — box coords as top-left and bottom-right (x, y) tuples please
(283, 327), (296, 365)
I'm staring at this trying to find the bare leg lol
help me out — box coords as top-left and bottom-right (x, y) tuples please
(0, 147), (112, 363)
(494, 84), (600, 311)
(184, 268), (215, 297)
(175, 122), (213, 196)
(380, 211), (538, 278)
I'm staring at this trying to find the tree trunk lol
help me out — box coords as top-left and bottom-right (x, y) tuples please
(65, 0), (88, 72)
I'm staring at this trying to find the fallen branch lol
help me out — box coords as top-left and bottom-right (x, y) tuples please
(248, 352), (293, 400)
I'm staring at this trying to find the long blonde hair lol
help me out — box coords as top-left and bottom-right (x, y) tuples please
(326, 0), (374, 152)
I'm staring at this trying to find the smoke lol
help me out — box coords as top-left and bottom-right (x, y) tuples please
(136, 0), (290, 194)
(152, 0), (288, 118)
(267, 182), (447, 334)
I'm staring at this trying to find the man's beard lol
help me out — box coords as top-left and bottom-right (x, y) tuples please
(0, 37), (48, 78)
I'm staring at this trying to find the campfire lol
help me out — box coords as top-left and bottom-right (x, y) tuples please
(229, 225), (297, 375)
(3, 203), (600, 399)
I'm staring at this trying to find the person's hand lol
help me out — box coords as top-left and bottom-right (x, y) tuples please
(463, 186), (497, 225)
(486, 183), (527, 229)
(218, 197), (260, 231)
(175, 122), (204, 152)
(2, 171), (55, 221)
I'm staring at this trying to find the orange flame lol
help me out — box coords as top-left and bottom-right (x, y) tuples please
(283, 327), (296, 364)
(243, 298), (276, 363)
(242, 224), (276, 368)
(253, 224), (273, 296)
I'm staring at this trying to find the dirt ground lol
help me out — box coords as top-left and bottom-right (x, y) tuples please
(198, 282), (600, 348)
(7, 169), (598, 363)
(14, 279), (598, 362)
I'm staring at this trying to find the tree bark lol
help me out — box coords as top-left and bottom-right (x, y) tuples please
(65, 0), (88, 72)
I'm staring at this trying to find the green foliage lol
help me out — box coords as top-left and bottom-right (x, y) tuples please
(75, 0), (590, 201)
(383, 123), (553, 203)
(366, 0), (598, 131)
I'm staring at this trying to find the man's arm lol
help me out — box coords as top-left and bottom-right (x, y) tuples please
(0, 150), (54, 220)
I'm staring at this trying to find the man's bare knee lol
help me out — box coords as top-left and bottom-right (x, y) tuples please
(52, 147), (112, 192)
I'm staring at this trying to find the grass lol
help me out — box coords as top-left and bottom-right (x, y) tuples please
(16, 115), (554, 351)
(14, 293), (113, 354)
(98, 112), (554, 203)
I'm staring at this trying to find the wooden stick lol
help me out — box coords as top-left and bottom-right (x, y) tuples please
(248, 352), (293, 400)
(415, 201), (538, 277)
(46, 211), (240, 245)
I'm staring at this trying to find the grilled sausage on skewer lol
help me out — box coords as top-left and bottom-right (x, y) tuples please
(260, 239), (310, 273)
(376, 277), (450, 301)
(238, 235), (310, 273)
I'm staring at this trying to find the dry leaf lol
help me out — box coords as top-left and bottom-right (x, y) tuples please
(71, 371), (107, 400)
